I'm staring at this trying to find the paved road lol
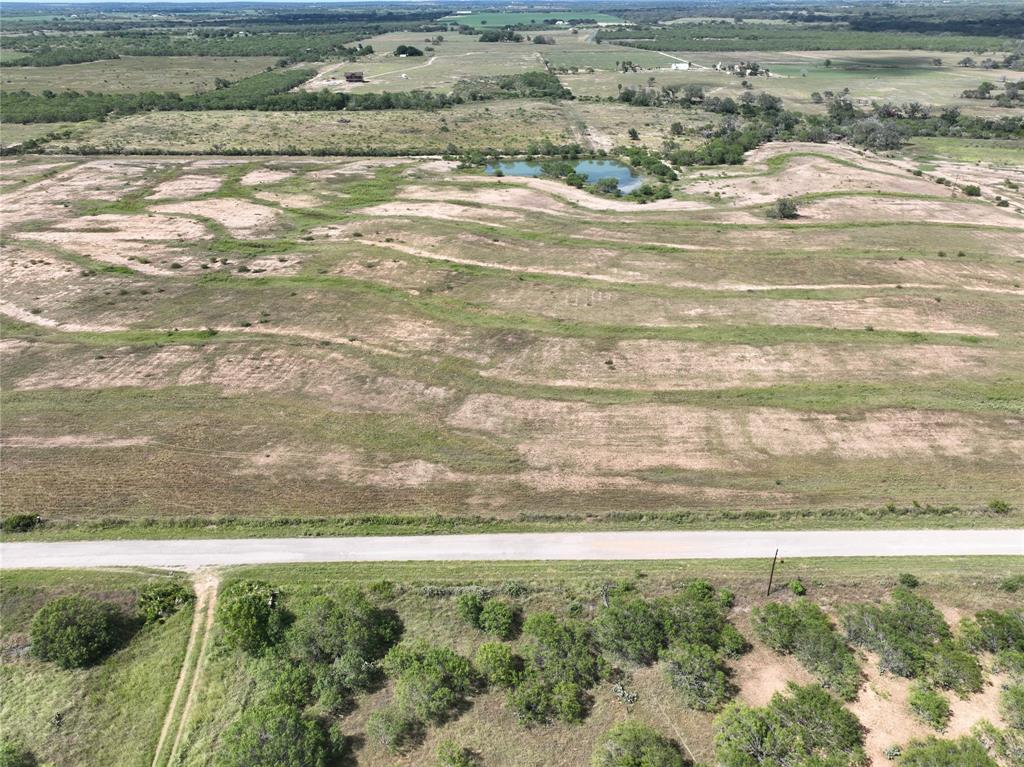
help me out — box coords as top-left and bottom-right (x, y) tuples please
(1, 529), (1021, 570)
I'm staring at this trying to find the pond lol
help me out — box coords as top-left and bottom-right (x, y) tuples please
(485, 159), (645, 193)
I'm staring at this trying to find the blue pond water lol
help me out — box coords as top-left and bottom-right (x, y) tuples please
(485, 159), (644, 193)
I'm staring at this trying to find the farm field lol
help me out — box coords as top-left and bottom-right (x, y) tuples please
(1, 557), (1020, 766)
(438, 11), (626, 27)
(0, 56), (282, 95)
(562, 49), (1024, 115)
(32, 100), (582, 154)
(1, 140), (1022, 538)
(2, 2), (1024, 765)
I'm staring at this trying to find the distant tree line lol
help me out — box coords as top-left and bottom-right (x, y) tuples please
(3, 69), (571, 124)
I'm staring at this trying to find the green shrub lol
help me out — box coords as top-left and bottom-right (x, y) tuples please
(843, 587), (950, 678)
(257, 660), (313, 707)
(658, 581), (744, 656)
(522, 613), (606, 688)
(926, 640), (983, 696)
(960, 610), (1024, 654)
(436, 739), (478, 767)
(715, 684), (865, 767)
(138, 581), (194, 624)
(0, 741), (37, 767)
(365, 705), (423, 753)
(961, 184), (982, 196)
(663, 642), (734, 711)
(898, 574), (920, 588)
(908, 683), (951, 730)
(897, 736), (996, 766)
(478, 599), (516, 639)
(1, 514), (41, 533)
(999, 574), (1024, 593)
(456, 592), (486, 628)
(591, 721), (685, 767)
(787, 580), (807, 596)
(216, 703), (331, 767)
(30, 596), (121, 669)
(767, 197), (799, 219)
(382, 641), (477, 723)
(1001, 683), (1024, 730)
(289, 589), (402, 667)
(752, 600), (861, 700)
(595, 590), (665, 665)
(509, 672), (588, 725)
(475, 642), (522, 688)
(217, 580), (285, 655)
(994, 649), (1024, 679)
(509, 612), (606, 725)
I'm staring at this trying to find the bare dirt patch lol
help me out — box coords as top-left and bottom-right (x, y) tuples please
(149, 174), (223, 199)
(252, 191), (321, 209)
(731, 640), (817, 706)
(481, 338), (1004, 391)
(52, 213), (211, 241)
(0, 435), (153, 449)
(798, 197), (1024, 228)
(449, 395), (1022, 474)
(152, 199), (281, 238)
(686, 154), (946, 206)
(400, 182), (573, 215)
(239, 168), (293, 186)
(356, 201), (522, 227)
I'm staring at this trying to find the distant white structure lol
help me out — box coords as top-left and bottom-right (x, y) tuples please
(670, 61), (690, 70)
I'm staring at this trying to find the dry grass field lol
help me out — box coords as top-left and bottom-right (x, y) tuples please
(2, 139), (1021, 536)
(0, 56), (282, 95)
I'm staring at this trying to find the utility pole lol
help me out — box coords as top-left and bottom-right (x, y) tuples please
(766, 548), (779, 596)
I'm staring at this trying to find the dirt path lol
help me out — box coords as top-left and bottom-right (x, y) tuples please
(151, 570), (218, 767)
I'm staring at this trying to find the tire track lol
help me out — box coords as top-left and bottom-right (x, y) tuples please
(151, 570), (218, 767)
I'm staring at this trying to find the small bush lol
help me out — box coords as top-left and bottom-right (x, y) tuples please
(436, 739), (478, 767)
(138, 581), (194, 624)
(897, 574), (920, 588)
(1000, 574), (1024, 593)
(216, 703), (332, 767)
(960, 610), (1024, 654)
(994, 649), (1024, 679)
(897, 736), (996, 766)
(595, 590), (665, 665)
(591, 721), (685, 767)
(475, 642), (522, 688)
(1, 514), (41, 533)
(365, 705), (423, 753)
(289, 589), (402, 667)
(767, 197), (799, 219)
(478, 599), (516, 639)
(382, 641), (477, 723)
(0, 741), (37, 767)
(908, 683), (951, 730)
(752, 600), (861, 700)
(926, 640), (983, 696)
(787, 580), (806, 596)
(30, 596), (121, 669)
(663, 642), (734, 711)
(217, 580), (285, 655)
(714, 684), (865, 767)
(456, 592), (485, 628)
(1001, 683), (1024, 730)
(843, 587), (950, 679)
(961, 184), (982, 196)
